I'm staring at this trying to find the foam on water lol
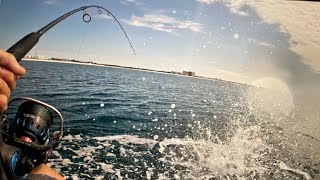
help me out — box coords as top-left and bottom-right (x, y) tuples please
(48, 125), (311, 179)
(278, 161), (311, 180)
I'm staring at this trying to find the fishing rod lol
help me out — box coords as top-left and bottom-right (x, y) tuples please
(6, 5), (136, 62)
(1, 5), (136, 179)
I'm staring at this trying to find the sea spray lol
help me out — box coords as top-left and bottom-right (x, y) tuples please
(157, 125), (271, 179)
(49, 126), (265, 179)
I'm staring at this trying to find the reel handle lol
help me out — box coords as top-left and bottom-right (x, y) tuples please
(6, 32), (41, 62)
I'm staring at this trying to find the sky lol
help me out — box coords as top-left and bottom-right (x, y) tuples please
(0, 0), (319, 94)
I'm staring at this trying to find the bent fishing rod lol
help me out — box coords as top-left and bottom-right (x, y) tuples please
(6, 5), (136, 62)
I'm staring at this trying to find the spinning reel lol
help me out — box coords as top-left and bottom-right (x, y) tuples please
(0, 97), (64, 179)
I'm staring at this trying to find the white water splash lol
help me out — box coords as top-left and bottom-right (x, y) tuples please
(158, 126), (270, 179)
(49, 126), (311, 179)
(278, 161), (311, 180)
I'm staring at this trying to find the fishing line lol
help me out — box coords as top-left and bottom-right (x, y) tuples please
(76, 31), (86, 61)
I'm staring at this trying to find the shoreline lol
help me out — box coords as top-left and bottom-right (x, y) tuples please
(23, 58), (250, 87)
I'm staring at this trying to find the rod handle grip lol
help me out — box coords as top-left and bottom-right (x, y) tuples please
(6, 32), (41, 62)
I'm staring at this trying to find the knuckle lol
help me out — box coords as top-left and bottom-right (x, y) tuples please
(0, 94), (8, 112)
(8, 53), (16, 62)
(0, 95), (7, 104)
(6, 71), (14, 80)
(0, 69), (16, 89)
(8, 72), (16, 89)
(0, 79), (10, 97)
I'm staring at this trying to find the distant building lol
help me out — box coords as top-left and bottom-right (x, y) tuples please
(183, 71), (195, 76)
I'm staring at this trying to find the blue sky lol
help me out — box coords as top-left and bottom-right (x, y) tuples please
(0, 0), (319, 88)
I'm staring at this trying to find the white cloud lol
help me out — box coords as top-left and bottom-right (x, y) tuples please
(197, 0), (215, 4)
(120, 0), (143, 6)
(122, 14), (204, 33)
(259, 41), (273, 48)
(196, 0), (320, 71)
(96, 14), (113, 20)
(197, 0), (249, 16)
(247, 38), (273, 48)
(249, 1), (320, 71)
(43, 0), (58, 5)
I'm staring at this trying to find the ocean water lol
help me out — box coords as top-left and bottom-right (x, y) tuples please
(10, 60), (320, 179)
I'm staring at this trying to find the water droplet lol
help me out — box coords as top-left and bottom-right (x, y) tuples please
(154, 135), (159, 140)
(213, 115), (217, 119)
(173, 10), (176, 14)
(148, 111), (152, 115)
(234, 33), (239, 39)
(113, 121), (116, 123)
(192, 113), (195, 117)
(82, 102), (86, 105)
(171, 104), (176, 109)
(100, 103), (105, 107)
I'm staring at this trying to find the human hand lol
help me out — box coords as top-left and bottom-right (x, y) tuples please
(0, 49), (26, 113)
